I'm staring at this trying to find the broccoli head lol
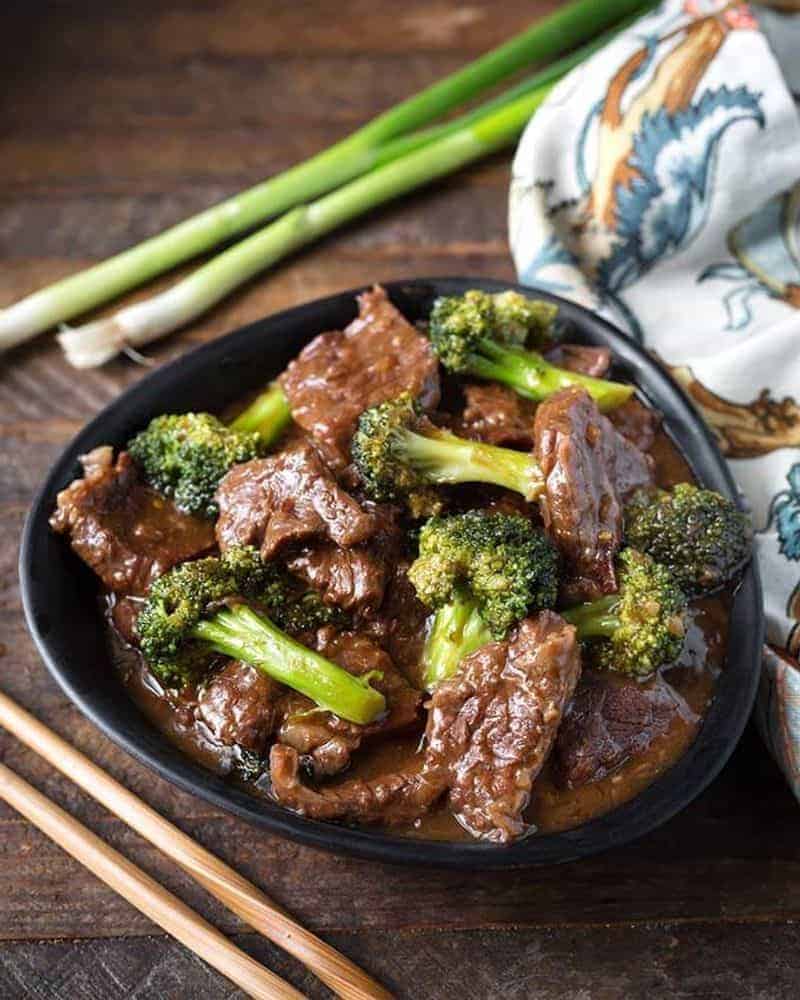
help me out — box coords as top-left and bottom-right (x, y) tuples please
(410, 511), (559, 638)
(427, 289), (631, 412)
(429, 289), (557, 369)
(351, 393), (544, 509)
(129, 412), (264, 518)
(563, 548), (687, 677)
(137, 547), (384, 723)
(409, 511), (559, 688)
(137, 546), (338, 688)
(625, 483), (752, 595)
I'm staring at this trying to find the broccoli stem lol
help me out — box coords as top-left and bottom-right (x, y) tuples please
(402, 426), (544, 500)
(422, 590), (493, 690)
(229, 382), (291, 445)
(193, 604), (386, 725)
(469, 339), (633, 412)
(561, 595), (621, 638)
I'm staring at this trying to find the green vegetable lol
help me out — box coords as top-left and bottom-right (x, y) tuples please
(0, 0), (653, 354)
(409, 511), (559, 688)
(562, 549), (687, 677)
(428, 289), (633, 412)
(624, 483), (753, 595)
(419, 592), (494, 693)
(137, 547), (382, 723)
(351, 393), (544, 510)
(128, 382), (290, 517)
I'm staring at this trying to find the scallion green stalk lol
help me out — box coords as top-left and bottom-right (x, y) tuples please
(0, 0), (653, 350)
(59, 79), (559, 366)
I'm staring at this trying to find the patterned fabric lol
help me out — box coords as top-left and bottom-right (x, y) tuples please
(509, 1), (800, 795)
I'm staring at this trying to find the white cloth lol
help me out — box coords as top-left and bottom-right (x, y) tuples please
(509, 0), (800, 793)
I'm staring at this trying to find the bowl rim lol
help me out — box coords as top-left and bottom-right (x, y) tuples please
(19, 276), (763, 870)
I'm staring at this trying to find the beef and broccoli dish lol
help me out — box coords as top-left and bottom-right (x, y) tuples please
(50, 286), (752, 844)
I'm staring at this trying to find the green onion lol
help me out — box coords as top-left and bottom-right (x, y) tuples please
(0, 0), (653, 352)
(58, 12), (648, 368)
(59, 80), (557, 366)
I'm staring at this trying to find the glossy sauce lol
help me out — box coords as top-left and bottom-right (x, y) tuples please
(108, 423), (731, 841)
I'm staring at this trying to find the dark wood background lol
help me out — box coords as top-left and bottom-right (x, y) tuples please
(2, 2), (799, 997)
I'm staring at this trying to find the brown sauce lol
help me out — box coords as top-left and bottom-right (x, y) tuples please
(107, 423), (730, 842)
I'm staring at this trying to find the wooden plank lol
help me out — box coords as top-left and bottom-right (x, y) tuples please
(1, 920), (799, 1000)
(3, 0), (556, 63)
(1, 709), (799, 941)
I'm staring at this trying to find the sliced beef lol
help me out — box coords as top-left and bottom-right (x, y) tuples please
(366, 560), (430, 687)
(270, 612), (580, 841)
(51, 447), (215, 595)
(426, 612), (580, 843)
(108, 594), (145, 646)
(195, 661), (282, 754)
(279, 285), (440, 468)
(544, 343), (612, 378)
(275, 628), (421, 778)
(269, 747), (443, 825)
(215, 442), (395, 614)
(556, 671), (698, 789)
(285, 544), (386, 616)
(534, 388), (653, 602)
(456, 382), (537, 449)
(215, 441), (378, 557)
(608, 397), (662, 452)
(285, 503), (400, 616)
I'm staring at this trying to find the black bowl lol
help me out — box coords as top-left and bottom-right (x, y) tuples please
(20, 277), (763, 869)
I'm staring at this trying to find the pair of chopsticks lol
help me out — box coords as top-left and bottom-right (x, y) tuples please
(0, 689), (391, 1000)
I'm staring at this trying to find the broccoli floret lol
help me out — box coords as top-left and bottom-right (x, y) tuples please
(135, 547), (383, 723)
(351, 393), (544, 508)
(624, 483), (752, 595)
(428, 290), (632, 412)
(430, 290), (557, 360)
(409, 511), (560, 688)
(128, 383), (291, 518)
(562, 549), (687, 677)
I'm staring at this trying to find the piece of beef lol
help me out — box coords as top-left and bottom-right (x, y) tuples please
(544, 343), (612, 378)
(365, 560), (430, 687)
(215, 441), (378, 557)
(608, 397), (662, 452)
(270, 612), (579, 841)
(555, 671), (698, 789)
(51, 447), (215, 595)
(215, 442), (394, 614)
(284, 502), (400, 616)
(279, 285), (440, 469)
(108, 594), (145, 646)
(285, 544), (386, 616)
(275, 628), (422, 778)
(426, 612), (580, 843)
(269, 747), (444, 825)
(456, 382), (537, 449)
(534, 388), (653, 602)
(195, 661), (282, 754)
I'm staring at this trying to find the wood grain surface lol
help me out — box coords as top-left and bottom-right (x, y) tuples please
(1, 2), (799, 998)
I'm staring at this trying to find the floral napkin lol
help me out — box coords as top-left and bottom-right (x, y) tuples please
(509, 0), (800, 797)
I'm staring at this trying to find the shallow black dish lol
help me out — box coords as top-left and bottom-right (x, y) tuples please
(20, 277), (763, 869)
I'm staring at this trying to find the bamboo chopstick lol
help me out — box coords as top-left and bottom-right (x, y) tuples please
(0, 690), (391, 1000)
(0, 760), (305, 1000)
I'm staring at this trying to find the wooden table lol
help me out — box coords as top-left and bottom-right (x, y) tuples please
(2, 2), (799, 997)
